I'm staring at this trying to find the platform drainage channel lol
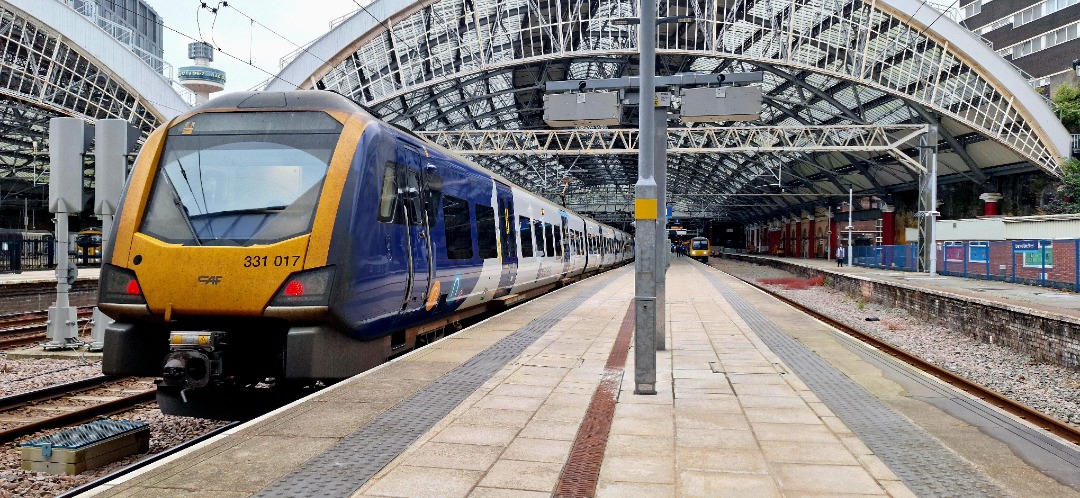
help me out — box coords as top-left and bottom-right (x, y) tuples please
(696, 267), (1008, 497)
(255, 272), (622, 498)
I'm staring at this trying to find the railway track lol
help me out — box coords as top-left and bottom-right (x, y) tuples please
(0, 375), (157, 444)
(713, 262), (1080, 447)
(0, 307), (94, 348)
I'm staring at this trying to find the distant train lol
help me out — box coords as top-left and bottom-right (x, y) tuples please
(75, 228), (102, 258)
(689, 236), (710, 262)
(99, 91), (632, 419)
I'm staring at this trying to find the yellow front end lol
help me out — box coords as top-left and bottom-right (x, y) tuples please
(125, 233), (310, 317)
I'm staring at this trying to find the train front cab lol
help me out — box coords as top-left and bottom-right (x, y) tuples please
(98, 94), (377, 418)
(689, 236), (710, 262)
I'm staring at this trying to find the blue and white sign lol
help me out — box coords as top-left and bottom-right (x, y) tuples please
(1012, 240), (1039, 252)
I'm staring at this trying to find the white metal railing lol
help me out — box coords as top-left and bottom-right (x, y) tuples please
(1072, 134), (1080, 151)
(278, 9), (360, 70)
(63, 1), (166, 71)
(61, 0), (195, 105)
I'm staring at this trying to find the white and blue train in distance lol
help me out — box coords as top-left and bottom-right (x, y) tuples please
(98, 90), (632, 419)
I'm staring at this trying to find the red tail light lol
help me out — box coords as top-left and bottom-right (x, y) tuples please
(99, 264), (146, 305)
(269, 266), (334, 307)
(284, 281), (304, 297)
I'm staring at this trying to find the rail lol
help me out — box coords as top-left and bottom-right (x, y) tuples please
(718, 264), (1080, 446)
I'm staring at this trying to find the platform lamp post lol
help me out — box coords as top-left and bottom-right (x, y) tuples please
(88, 120), (139, 351)
(44, 118), (91, 350)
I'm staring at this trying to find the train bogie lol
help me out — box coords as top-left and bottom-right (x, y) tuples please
(100, 91), (632, 419)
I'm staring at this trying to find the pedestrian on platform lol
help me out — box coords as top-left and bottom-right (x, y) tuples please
(835, 246), (845, 267)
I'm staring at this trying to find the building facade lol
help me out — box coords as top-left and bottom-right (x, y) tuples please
(960, 0), (1080, 93)
(70, 0), (164, 71)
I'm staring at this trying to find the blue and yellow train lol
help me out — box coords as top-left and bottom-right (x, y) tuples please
(99, 91), (631, 418)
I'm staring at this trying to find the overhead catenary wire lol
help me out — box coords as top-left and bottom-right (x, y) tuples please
(220, 2), (333, 67)
(105, 0), (303, 88)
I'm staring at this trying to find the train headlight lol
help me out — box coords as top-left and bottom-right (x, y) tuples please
(99, 264), (146, 305)
(269, 266), (335, 306)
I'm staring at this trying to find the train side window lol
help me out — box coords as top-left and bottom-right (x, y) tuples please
(401, 170), (425, 226)
(533, 220), (545, 256)
(519, 216), (534, 257)
(443, 195), (473, 260)
(378, 162), (398, 222)
(476, 204), (498, 259)
(421, 167), (443, 224)
(544, 223), (555, 257)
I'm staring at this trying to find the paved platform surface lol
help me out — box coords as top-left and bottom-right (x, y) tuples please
(77, 259), (1080, 497)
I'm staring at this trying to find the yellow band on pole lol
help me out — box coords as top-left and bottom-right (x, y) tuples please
(635, 198), (658, 219)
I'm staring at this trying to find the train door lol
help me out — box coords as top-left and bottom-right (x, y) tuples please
(396, 143), (431, 313)
(495, 182), (517, 293)
(565, 211), (574, 273)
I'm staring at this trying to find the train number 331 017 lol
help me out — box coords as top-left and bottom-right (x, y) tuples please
(244, 255), (301, 268)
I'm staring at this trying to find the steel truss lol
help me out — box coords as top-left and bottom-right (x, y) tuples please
(276, 0), (1069, 223)
(418, 124), (927, 160)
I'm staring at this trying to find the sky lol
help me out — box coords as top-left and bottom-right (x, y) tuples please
(143, 0), (365, 93)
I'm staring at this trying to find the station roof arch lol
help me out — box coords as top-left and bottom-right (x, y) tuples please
(0, 0), (191, 214)
(267, 0), (1070, 225)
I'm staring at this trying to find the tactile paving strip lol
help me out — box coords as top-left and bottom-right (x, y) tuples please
(695, 266), (1009, 497)
(254, 271), (623, 498)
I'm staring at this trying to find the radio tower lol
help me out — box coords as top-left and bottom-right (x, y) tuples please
(178, 42), (225, 104)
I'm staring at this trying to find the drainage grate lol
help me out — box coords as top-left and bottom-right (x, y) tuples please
(695, 266), (1008, 497)
(255, 271), (624, 498)
(20, 420), (147, 452)
(554, 300), (633, 497)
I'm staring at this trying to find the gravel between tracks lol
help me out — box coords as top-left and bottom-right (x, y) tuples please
(0, 356), (229, 498)
(710, 258), (1080, 429)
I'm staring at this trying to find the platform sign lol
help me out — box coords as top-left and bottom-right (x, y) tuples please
(1012, 240), (1039, 252)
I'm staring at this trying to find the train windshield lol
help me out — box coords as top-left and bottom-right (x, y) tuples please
(691, 239), (709, 250)
(140, 112), (342, 246)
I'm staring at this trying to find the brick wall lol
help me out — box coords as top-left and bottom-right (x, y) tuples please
(732, 256), (1080, 370)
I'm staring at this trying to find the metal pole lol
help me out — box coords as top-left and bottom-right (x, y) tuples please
(634, 0), (658, 395)
(45, 211), (78, 348)
(928, 124), (939, 276)
(847, 189), (853, 266)
(826, 206), (832, 261)
(654, 103), (667, 352)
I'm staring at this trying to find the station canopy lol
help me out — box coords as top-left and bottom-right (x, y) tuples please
(268, 0), (1070, 226)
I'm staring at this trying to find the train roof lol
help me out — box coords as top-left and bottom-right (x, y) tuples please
(190, 90), (368, 115)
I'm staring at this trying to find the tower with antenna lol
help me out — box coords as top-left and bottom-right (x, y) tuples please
(178, 42), (226, 104)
